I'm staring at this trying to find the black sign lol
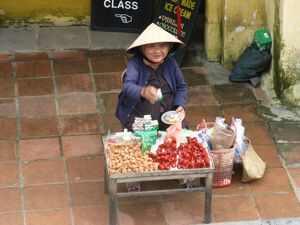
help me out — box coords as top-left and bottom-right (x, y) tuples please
(91, 0), (152, 33)
(154, 0), (202, 66)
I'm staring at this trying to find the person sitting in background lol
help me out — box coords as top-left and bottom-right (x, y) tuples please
(115, 23), (188, 132)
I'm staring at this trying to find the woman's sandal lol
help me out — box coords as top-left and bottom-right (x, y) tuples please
(126, 182), (141, 192)
(179, 179), (203, 188)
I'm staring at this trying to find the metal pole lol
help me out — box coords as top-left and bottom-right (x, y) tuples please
(204, 173), (213, 223)
(109, 179), (118, 225)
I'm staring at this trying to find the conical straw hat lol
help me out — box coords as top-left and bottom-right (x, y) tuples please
(127, 23), (184, 53)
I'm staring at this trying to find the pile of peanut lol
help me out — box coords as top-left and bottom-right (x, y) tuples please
(107, 142), (159, 174)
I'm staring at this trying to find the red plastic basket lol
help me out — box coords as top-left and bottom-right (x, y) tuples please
(210, 145), (236, 188)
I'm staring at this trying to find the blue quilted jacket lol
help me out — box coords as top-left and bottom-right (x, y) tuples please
(115, 54), (187, 127)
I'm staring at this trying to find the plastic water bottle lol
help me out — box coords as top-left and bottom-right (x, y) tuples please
(234, 118), (247, 163)
(215, 117), (226, 128)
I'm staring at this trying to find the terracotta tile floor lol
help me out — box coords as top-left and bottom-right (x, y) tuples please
(0, 50), (300, 225)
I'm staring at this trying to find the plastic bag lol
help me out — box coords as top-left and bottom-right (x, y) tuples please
(241, 138), (266, 182)
(229, 42), (272, 87)
(234, 118), (248, 163)
(166, 121), (184, 143)
(210, 117), (236, 150)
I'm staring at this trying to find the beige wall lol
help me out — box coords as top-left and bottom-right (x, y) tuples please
(204, 0), (222, 61)
(261, 0), (300, 106)
(0, 0), (89, 25)
(281, 0), (300, 70)
(280, 0), (300, 106)
(221, 0), (266, 69)
(282, 0), (300, 51)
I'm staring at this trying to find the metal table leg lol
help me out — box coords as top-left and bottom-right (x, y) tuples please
(104, 163), (108, 194)
(204, 173), (212, 223)
(109, 179), (118, 225)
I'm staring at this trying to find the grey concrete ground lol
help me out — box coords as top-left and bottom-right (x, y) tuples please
(0, 26), (138, 53)
(1, 25), (300, 225)
(203, 217), (300, 225)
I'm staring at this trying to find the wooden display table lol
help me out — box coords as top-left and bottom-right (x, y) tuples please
(102, 135), (214, 225)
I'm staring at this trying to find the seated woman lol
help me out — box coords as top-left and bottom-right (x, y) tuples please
(115, 23), (188, 191)
(115, 23), (188, 132)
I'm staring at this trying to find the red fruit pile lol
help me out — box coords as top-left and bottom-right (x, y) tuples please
(148, 137), (210, 170)
(177, 137), (210, 169)
(148, 137), (177, 170)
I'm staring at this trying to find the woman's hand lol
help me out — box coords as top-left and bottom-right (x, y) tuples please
(141, 86), (158, 104)
(176, 106), (185, 117)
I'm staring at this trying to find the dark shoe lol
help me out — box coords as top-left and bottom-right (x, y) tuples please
(250, 76), (261, 87)
(126, 182), (141, 192)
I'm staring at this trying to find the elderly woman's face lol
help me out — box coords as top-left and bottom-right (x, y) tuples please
(142, 42), (170, 63)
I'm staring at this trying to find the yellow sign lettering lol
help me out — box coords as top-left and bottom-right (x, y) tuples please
(164, 2), (174, 12)
(173, 6), (191, 20)
(181, 0), (196, 10)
